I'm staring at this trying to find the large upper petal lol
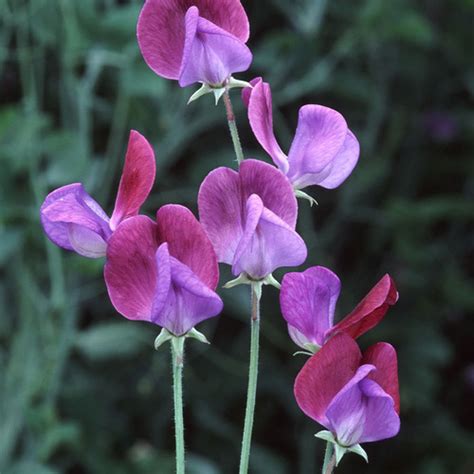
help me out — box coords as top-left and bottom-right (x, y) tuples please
(110, 130), (156, 230)
(363, 342), (400, 414)
(178, 7), (252, 87)
(232, 194), (307, 279)
(280, 266), (341, 348)
(104, 215), (158, 321)
(40, 183), (110, 257)
(245, 78), (289, 173)
(286, 105), (349, 188)
(157, 204), (219, 289)
(137, 0), (249, 80)
(328, 274), (398, 340)
(294, 333), (361, 427)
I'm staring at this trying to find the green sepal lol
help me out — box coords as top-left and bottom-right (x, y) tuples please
(223, 273), (281, 292)
(187, 83), (213, 104)
(154, 328), (173, 350)
(227, 76), (253, 90)
(185, 327), (210, 345)
(315, 430), (369, 466)
(294, 189), (318, 206)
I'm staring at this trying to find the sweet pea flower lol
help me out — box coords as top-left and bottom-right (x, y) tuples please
(104, 205), (223, 336)
(40, 131), (155, 258)
(198, 159), (307, 283)
(137, 0), (252, 89)
(294, 332), (400, 464)
(242, 78), (360, 194)
(280, 266), (398, 352)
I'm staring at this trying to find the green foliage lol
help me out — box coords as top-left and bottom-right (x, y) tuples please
(1, 0), (473, 472)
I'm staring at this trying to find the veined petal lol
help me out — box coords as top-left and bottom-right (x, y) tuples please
(40, 183), (110, 255)
(280, 266), (341, 348)
(294, 333), (361, 427)
(110, 130), (156, 230)
(137, 0), (249, 80)
(287, 105), (349, 187)
(104, 215), (159, 321)
(246, 78), (289, 173)
(363, 342), (400, 414)
(232, 195), (307, 279)
(241, 77), (261, 107)
(68, 223), (108, 258)
(151, 247), (223, 336)
(328, 274), (398, 340)
(156, 204), (219, 289)
(178, 7), (252, 88)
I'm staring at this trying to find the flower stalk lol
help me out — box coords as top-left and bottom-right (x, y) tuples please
(322, 441), (336, 474)
(223, 89), (244, 164)
(239, 284), (261, 474)
(171, 336), (186, 474)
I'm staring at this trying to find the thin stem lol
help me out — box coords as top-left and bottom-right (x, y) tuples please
(322, 442), (336, 474)
(223, 90), (244, 165)
(171, 338), (186, 474)
(239, 284), (261, 474)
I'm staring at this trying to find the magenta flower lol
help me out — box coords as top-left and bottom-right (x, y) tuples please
(280, 266), (398, 352)
(294, 332), (400, 461)
(104, 205), (223, 336)
(40, 131), (155, 258)
(242, 78), (360, 191)
(137, 0), (252, 88)
(198, 159), (307, 281)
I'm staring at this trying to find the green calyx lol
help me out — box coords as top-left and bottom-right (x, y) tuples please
(223, 273), (281, 299)
(294, 189), (318, 206)
(154, 328), (210, 353)
(315, 430), (368, 466)
(187, 76), (253, 105)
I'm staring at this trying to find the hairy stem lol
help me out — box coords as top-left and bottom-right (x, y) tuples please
(171, 338), (185, 474)
(239, 284), (261, 474)
(223, 90), (244, 165)
(322, 442), (336, 474)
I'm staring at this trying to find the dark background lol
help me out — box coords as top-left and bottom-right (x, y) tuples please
(1, 0), (473, 473)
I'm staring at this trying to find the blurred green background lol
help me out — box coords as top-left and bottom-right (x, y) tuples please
(1, 0), (473, 473)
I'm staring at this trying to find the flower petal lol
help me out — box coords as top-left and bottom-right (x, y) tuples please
(246, 78), (289, 173)
(232, 194), (307, 279)
(68, 223), (108, 258)
(286, 105), (349, 188)
(156, 204), (219, 289)
(40, 183), (110, 254)
(179, 7), (252, 87)
(280, 266), (341, 348)
(241, 77), (261, 107)
(137, 0), (249, 80)
(104, 215), (158, 321)
(294, 332), (361, 427)
(363, 342), (400, 414)
(151, 244), (223, 335)
(325, 364), (376, 446)
(239, 159), (297, 228)
(110, 130), (156, 230)
(328, 274), (398, 340)
(198, 166), (243, 265)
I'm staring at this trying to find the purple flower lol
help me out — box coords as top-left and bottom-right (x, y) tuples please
(198, 159), (307, 280)
(280, 266), (398, 352)
(104, 205), (223, 336)
(40, 131), (156, 258)
(137, 0), (252, 88)
(295, 332), (400, 452)
(242, 78), (360, 191)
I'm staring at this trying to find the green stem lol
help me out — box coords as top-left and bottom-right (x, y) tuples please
(171, 337), (186, 474)
(223, 89), (244, 164)
(239, 284), (261, 474)
(322, 441), (336, 474)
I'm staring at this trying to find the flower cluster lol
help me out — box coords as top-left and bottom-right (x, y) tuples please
(40, 1), (401, 471)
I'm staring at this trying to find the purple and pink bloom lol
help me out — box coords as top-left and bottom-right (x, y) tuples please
(280, 266), (398, 352)
(104, 205), (223, 336)
(137, 0), (252, 88)
(40, 130), (155, 258)
(198, 159), (307, 280)
(294, 332), (400, 453)
(242, 78), (360, 191)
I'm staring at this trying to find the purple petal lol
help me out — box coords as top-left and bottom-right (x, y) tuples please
(325, 364), (375, 446)
(241, 77), (261, 107)
(151, 243), (223, 335)
(198, 166), (243, 265)
(280, 266), (341, 348)
(246, 78), (289, 173)
(104, 216), (158, 321)
(110, 130), (156, 230)
(40, 183), (110, 256)
(358, 378), (401, 443)
(232, 195), (307, 279)
(138, 0), (250, 81)
(286, 105), (349, 188)
(68, 223), (108, 258)
(156, 204), (219, 290)
(179, 7), (252, 87)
